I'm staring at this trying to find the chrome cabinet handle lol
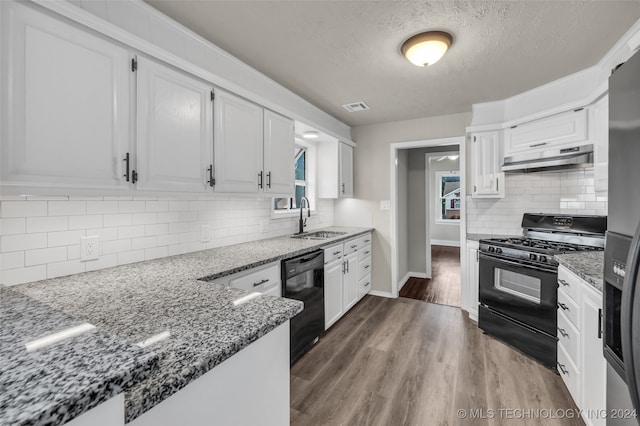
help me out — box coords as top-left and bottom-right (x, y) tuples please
(253, 279), (269, 287)
(364, 251), (370, 254)
(341, 183), (345, 193)
(364, 265), (370, 269)
(530, 142), (548, 148)
(364, 282), (370, 287)
(558, 302), (569, 311)
(258, 171), (263, 188)
(557, 328), (569, 338)
(557, 363), (568, 375)
(559, 279), (569, 286)
(333, 251), (341, 255)
(351, 245), (357, 249)
(266, 172), (271, 188)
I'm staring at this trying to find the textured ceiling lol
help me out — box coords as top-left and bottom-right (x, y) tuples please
(144, 0), (640, 127)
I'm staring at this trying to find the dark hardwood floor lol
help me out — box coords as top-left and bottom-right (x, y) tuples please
(291, 296), (582, 426)
(399, 245), (461, 307)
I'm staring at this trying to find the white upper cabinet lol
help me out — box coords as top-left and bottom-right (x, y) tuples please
(591, 95), (608, 193)
(1, 2), (131, 193)
(213, 89), (264, 193)
(135, 56), (213, 193)
(263, 110), (295, 196)
(470, 131), (504, 198)
(504, 108), (588, 157)
(317, 140), (354, 199)
(339, 143), (354, 198)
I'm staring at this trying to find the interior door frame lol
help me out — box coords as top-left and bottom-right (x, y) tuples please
(389, 136), (466, 298)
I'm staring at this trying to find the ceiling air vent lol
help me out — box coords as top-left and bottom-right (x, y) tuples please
(342, 101), (370, 112)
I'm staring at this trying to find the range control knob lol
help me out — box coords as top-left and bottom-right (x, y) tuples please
(495, 248), (503, 254)
(539, 255), (547, 263)
(529, 253), (538, 261)
(488, 246), (495, 253)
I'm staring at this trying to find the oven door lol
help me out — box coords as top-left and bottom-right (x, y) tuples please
(479, 252), (558, 336)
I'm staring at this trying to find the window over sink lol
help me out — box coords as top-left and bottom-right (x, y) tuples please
(273, 141), (316, 216)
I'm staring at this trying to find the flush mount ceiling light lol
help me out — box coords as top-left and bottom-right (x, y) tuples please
(302, 131), (319, 139)
(401, 31), (453, 67)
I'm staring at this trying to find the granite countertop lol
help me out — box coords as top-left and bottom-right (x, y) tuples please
(555, 251), (605, 292)
(9, 226), (372, 424)
(466, 233), (521, 241)
(0, 287), (158, 426)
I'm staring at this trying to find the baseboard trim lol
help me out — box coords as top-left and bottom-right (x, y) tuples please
(430, 239), (461, 247)
(398, 271), (429, 291)
(368, 290), (395, 299)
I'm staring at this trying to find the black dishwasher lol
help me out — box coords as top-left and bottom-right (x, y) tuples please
(283, 250), (324, 365)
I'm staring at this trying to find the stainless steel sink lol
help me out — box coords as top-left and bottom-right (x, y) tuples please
(290, 231), (347, 240)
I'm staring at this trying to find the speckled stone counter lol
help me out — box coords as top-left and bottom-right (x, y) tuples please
(0, 286), (158, 426)
(12, 226), (372, 423)
(555, 251), (605, 292)
(466, 233), (521, 241)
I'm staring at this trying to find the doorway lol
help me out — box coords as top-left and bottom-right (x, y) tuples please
(389, 136), (466, 303)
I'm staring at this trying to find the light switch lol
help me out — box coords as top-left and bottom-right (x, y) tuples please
(380, 200), (391, 211)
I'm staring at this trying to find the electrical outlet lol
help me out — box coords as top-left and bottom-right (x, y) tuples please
(80, 236), (100, 261)
(201, 225), (211, 243)
(380, 200), (391, 211)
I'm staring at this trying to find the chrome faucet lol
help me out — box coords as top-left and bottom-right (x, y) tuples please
(297, 197), (311, 235)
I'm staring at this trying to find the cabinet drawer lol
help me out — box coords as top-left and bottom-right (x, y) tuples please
(355, 234), (372, 250)
(261, 283), (282, 297)
(358, 245), (372, 262)
(558, 343), (580, 403)
(323, 243), (344, 265)
(229, 262), (280, 292)
(557, 311), (580, 367)
(558, 266), (580, 304)
(343, 239), (359, 255)
(558, 288), (580, 330)
(358, 256), (372, 278)
(358, 274), (372, 298)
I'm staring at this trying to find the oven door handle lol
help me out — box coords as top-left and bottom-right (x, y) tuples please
(621, 220), (640, 414)
(479, 252), (556, 274)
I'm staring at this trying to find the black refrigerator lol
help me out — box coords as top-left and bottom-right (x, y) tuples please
(604, 48), (640, 424)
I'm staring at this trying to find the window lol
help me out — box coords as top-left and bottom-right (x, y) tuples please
(435, 171), (460, 223)
(274, 146), (307, 211)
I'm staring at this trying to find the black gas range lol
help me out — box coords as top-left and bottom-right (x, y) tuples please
(478, 213), (606, 369)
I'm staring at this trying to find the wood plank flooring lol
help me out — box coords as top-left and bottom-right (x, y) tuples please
(291, 296), (582, 426)
(400, 245), (461, 307)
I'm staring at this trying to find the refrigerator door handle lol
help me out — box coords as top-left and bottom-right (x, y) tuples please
(621, 221), (640, 414)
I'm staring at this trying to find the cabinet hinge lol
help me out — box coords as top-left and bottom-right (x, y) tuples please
(211, 91), (215, 102)
(131, 58), (137, 72)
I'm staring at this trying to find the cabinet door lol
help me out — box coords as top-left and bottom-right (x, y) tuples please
(213, 90), (263, 193)
(263, 110), (294, 195)
(467, 245), (479, 320)
(339, 143), (354, 198)
(592, 95), (608, 193)
(1, 2), (131, 192)
(343, 253), (358, 312)
(324, 259), (344, 330)
(471, 131), (504, 198)
(136, 56), (213, 193)
(504, 108), (588, 156)
(580, 283), (606, 426)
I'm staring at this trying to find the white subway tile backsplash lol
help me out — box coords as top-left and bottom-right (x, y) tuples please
(0, 197), (334, 285)
(104, 214), (133, 228)
(47, 259), (85, 279)
(48, 230), (86, 248)
(86, 201), (119, 214)
(1, 233), (48, 252)
(1, 251), (25, 270)
(26, 216), (68, 233)
(25, 247), (67, 266)
(2, 201), (48, 218)
(69, 215), (104, 230)
(1, 265), (47, 286)
(117, 250), (145, 265)
(0, 218), (26, 235)
(49, 201), (86, 216)
(85, 254), (118, 272)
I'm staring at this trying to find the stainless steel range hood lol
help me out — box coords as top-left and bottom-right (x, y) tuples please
(501, 144), (594, 173)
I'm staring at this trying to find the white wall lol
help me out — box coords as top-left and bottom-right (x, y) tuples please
(467, 168), (607, 236)
(0, 197), (334, 286)
(333, 112), (472, 295)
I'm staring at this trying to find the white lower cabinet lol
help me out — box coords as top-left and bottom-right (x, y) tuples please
(217, 261), (282, 297)
(557, 265), (606, 426)
(464, 240), (479, 321)
(323, 232), (372, 330)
